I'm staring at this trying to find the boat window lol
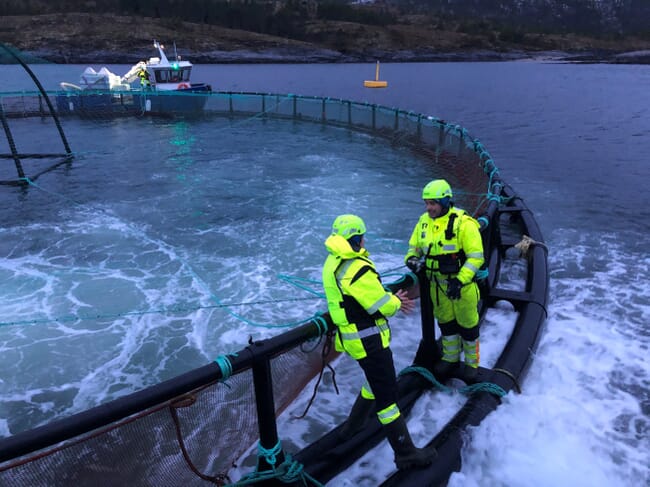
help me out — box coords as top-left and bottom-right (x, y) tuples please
(169, 70), (181, 83)
(152, 68), (191, 84)
(154, 70), (168, 83)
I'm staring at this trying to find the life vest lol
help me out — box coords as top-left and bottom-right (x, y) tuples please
(323, 235), (399, 360)
(406, 207), (484, 285)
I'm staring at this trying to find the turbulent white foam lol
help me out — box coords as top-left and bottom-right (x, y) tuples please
(0, 119), (435, 438)
(444, 231), (650, 486)
(1, 106), (648, 486)
(231, 228), (650, 485)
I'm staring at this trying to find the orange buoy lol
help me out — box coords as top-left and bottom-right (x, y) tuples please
(364, 61), (388, 88)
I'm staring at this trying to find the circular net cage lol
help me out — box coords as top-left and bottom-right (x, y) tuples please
(0, 88), (509, 487)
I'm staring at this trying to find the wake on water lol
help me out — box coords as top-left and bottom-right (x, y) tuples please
(0, 103), (648, 485)
(447, 231), (649, 487)
(229, 230), (649, 486)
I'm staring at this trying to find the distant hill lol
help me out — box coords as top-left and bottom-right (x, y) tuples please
(1, 3), (649, 64)
(389, 0), (650, 35)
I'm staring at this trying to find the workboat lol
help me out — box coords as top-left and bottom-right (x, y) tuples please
(55, 40), (211, 116)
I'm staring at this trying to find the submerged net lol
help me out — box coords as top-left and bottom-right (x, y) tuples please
(0, 90), (501, 485)
(0, 91), (495, 218)
(2, 339), (333, 486)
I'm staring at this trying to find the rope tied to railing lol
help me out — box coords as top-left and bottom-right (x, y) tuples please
(227, 440), (324, 486)
(515, 234), (549, 258)
(399, 366), (507, 397)
(214, 353), (236, 380)
(311, 312), (329, 337)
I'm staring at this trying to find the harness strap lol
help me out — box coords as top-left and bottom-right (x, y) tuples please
(445, 212), (458, 240)
(350, 264), (375, 285)
(335, 258), (381, 329)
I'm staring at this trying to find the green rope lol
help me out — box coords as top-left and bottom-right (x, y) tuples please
(461, 381), (507, 396)
(399, 365), (507, 397)
(276, 274), (325, 299)
(11, 177), (412, 332)
(0, 296), (321, 329)
(20, 176), (84, 205)
(227, 440), (323, 487)
(311, 312), (329, 337)
(400, 366), (449, 392)
(299, 312), (330, 353)
(214, 353), (236, 380)
(205, 294), (320, 330)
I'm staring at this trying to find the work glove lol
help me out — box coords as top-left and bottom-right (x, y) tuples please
(446, 278), (462, 300)
(406, 257), (422, 273)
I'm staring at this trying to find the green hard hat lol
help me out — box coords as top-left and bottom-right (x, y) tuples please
(331, 214), (366, 239)
(422, 179), (453, 200)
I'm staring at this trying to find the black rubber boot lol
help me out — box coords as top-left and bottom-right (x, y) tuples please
(463, 364), (478, 382)
(384, 416), (437, 469)
(338, 394), (375, 440)
(433, 359), (460, 379)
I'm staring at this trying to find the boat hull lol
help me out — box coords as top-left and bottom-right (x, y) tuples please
(55, 86), (210, 117)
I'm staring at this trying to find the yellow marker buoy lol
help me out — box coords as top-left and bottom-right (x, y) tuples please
(364, 61), (388, 88)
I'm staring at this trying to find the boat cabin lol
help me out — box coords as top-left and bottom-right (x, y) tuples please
(151, 65), (192, 84)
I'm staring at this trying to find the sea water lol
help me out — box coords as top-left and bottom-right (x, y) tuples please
(0, 61), (648, 486)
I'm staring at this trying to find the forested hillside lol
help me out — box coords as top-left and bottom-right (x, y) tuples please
(1, 1), (649, 63)
(2, 0), (649, 38)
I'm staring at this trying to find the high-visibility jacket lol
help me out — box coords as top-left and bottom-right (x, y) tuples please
(405, 207), (484, 285)
(322, 234), (401, 360)
(139, 70), (150, 86)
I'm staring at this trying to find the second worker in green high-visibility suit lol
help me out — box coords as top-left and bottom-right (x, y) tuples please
(405, 179), (485, 380)
(323, 214), (437, 470)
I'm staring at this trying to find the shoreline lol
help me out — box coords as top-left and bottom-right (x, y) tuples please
(2, 13), (650, 66)
(5, 48), (650, 65)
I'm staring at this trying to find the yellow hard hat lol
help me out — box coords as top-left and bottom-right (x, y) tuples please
(331, 214), (366, 239)
(422, 179), (452, 200)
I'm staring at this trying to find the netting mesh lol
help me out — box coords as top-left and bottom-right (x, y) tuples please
(0, 90), (497, 485)
(0, 339), (332, 486)
(1, 91), (492, 211)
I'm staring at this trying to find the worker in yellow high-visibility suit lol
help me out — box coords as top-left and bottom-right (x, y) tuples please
(138, 66), (151, 89)
(405, 179), (485, 380)
(323, 214), (437, 470)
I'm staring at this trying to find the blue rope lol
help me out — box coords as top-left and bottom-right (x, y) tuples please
(184, 265), (319, 330)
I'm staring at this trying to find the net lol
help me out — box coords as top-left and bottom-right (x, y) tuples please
(0, 89), (510, 485)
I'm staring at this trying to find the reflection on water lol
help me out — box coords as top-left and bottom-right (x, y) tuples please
(1, 61), (648, 485)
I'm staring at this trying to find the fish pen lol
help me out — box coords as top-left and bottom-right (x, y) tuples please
(0, 90), (549, 486)
(0, 44), (72, 185)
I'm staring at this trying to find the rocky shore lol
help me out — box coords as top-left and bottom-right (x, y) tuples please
(2, 13), (649, 65)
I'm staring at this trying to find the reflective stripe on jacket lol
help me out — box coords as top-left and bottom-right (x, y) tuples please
(323, 234), (401, 360)
(404, 207), (484, 285)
